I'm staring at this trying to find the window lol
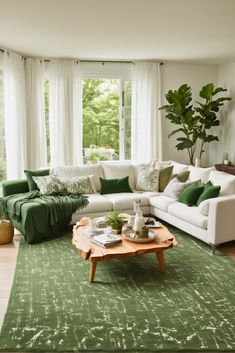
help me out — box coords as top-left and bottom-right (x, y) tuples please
(0, 69), (6, 182)
(82, 77), (132, 163)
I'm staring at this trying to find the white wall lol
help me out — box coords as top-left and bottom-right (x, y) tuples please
(209, 63), (235, 166)
(161, 63), (218, 166)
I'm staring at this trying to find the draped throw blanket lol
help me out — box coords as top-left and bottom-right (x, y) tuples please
(2, 191), (88, 244)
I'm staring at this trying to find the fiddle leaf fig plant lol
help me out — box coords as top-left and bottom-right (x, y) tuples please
(160, 83), (231, 165)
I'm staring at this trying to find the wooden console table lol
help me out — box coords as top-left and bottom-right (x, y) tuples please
(215, 164), (235, 175)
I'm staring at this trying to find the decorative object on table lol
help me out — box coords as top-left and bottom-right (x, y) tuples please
(133, 208), (145, 236)
(122, 228), (157, 243)
(0, 220), (14, 244)
(91, 233), (122, 248)
(159, 83), (231, 165)
(223, 152), (230, 165)
(195, 157), (201, 167)
(133, 199), (141, 213)
(106, 211), (125, 234)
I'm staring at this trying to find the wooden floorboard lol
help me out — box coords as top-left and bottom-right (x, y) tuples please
(0, 234), (234, 331)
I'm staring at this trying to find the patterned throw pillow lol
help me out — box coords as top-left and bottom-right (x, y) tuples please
(32, 175), (65, 195)
(64, 176), (94, 194)
(163, 178), (192, 200)
(136, 167), (159, 192)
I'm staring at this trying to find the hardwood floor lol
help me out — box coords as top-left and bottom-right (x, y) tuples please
(0, 234), (234, 331)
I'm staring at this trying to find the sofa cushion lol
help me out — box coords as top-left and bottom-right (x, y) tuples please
(171, 161), (189, 174)
(136, 167), (159, 192)
(51, 165), (104, 192)
(170, 170), (190, 183)
(32, 175), (65, 195)
(100, 176), (132, 194)
(102, 163), (135, 190)
(198, 199), (210, 216)
(168, 203), (208, 229)
(209, 170), (235, 196)
(188, 166), (214, 183)
(197, 184), (221, 205)
(163, 178), (192, 200)
(149, 195), (176, 212)
(103, 193), (149, 210)
(159, 166), (174, 192)
(25, 169), (50, 191)
(77, 194), (113, 214)
(63, 176), (94, 194)
(178, 184), (204, 206)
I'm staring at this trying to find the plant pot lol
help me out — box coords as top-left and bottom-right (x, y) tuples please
(112, 227), (122, 234)
(0, 220), (14, 244)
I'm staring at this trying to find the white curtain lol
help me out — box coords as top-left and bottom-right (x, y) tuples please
(48, 60), (82, 166)
(3, 51), (27, 179)
(25, 58), (47, 169)
(131, 62), (162, 162)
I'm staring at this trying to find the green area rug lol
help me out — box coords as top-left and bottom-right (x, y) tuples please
(0, 225), (235, 352)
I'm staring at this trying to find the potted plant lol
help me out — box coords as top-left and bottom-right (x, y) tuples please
(159, 83), (231, 165)
(106, 211), (125, 234)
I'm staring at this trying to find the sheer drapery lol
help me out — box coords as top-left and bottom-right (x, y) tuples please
(48, 60), (82, 166)
(25, 58), (47, 169)
(131, 62), (161, 162)
(3, 51), (27, 179)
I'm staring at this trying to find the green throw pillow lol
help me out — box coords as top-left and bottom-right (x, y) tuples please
(24, 169), (50, 191)
(178, 184), (204, 206)
(159, 166), (174, 192)
(197, 184), (221, 205)
(100, 176), (132, 194)
(171, 171), (190, 183)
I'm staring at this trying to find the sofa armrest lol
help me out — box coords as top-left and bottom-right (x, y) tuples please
(2, 179), (29, 197)
(207, 195), (235, 245)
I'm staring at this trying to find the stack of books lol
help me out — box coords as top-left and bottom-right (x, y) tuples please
(82, 228), (103, 238)
(94, 216), (107, 228)
(91, 233), (122, 248)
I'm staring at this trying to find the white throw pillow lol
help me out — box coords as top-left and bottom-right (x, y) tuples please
(163, 178), (191, 200)
(209, 170), (235, 196)
(136, 167), (159, 192)
(198, 199), (210, 216)
(171, 161), (189, 174)
(150, 160), (171, 170)
(188, 166), (214, 183)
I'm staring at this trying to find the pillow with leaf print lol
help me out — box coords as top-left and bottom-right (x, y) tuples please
(136, 167), (159, 192)
(63, 176), (94, 194)
(32, 175), (65, 195)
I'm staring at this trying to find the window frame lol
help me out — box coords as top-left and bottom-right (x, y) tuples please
(81, 62), (132, 162)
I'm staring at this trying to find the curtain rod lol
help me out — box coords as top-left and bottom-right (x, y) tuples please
(0, 48), (163, 65)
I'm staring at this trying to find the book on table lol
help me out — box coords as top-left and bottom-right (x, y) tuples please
(82, 228), (104, 238)
(91, 233), (122, 248)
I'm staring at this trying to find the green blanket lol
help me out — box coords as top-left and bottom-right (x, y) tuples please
(1, 191), (88, 244)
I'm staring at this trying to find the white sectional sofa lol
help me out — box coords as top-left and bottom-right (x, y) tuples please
(51, 161), (235, 251)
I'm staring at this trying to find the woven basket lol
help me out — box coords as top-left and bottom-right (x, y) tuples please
(0, 220), (14, 244)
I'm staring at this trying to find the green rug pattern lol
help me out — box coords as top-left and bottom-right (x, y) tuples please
(0, 225), (235, 352)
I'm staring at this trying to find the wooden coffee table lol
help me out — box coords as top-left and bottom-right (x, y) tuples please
(72, 217), (177, 283)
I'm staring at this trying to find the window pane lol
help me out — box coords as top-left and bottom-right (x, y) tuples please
(0, 70), (6, 182)
(82, 78), (120, 163)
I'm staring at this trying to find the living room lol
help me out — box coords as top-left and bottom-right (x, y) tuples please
(0, 0), (235, 352)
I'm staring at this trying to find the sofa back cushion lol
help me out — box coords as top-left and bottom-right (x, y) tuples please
(51, 165), (104, 192)
(188, 166), (214, 183)
(209, 170), (235, 196)
(171, 161), (189, 174)
(102, 163), (135, 190)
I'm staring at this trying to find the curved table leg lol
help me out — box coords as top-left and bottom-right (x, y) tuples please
(156, 250), (165, 272)
(89, 260), (97, 283)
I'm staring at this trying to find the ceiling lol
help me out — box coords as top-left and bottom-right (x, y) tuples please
(0, 0), (235, 64)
